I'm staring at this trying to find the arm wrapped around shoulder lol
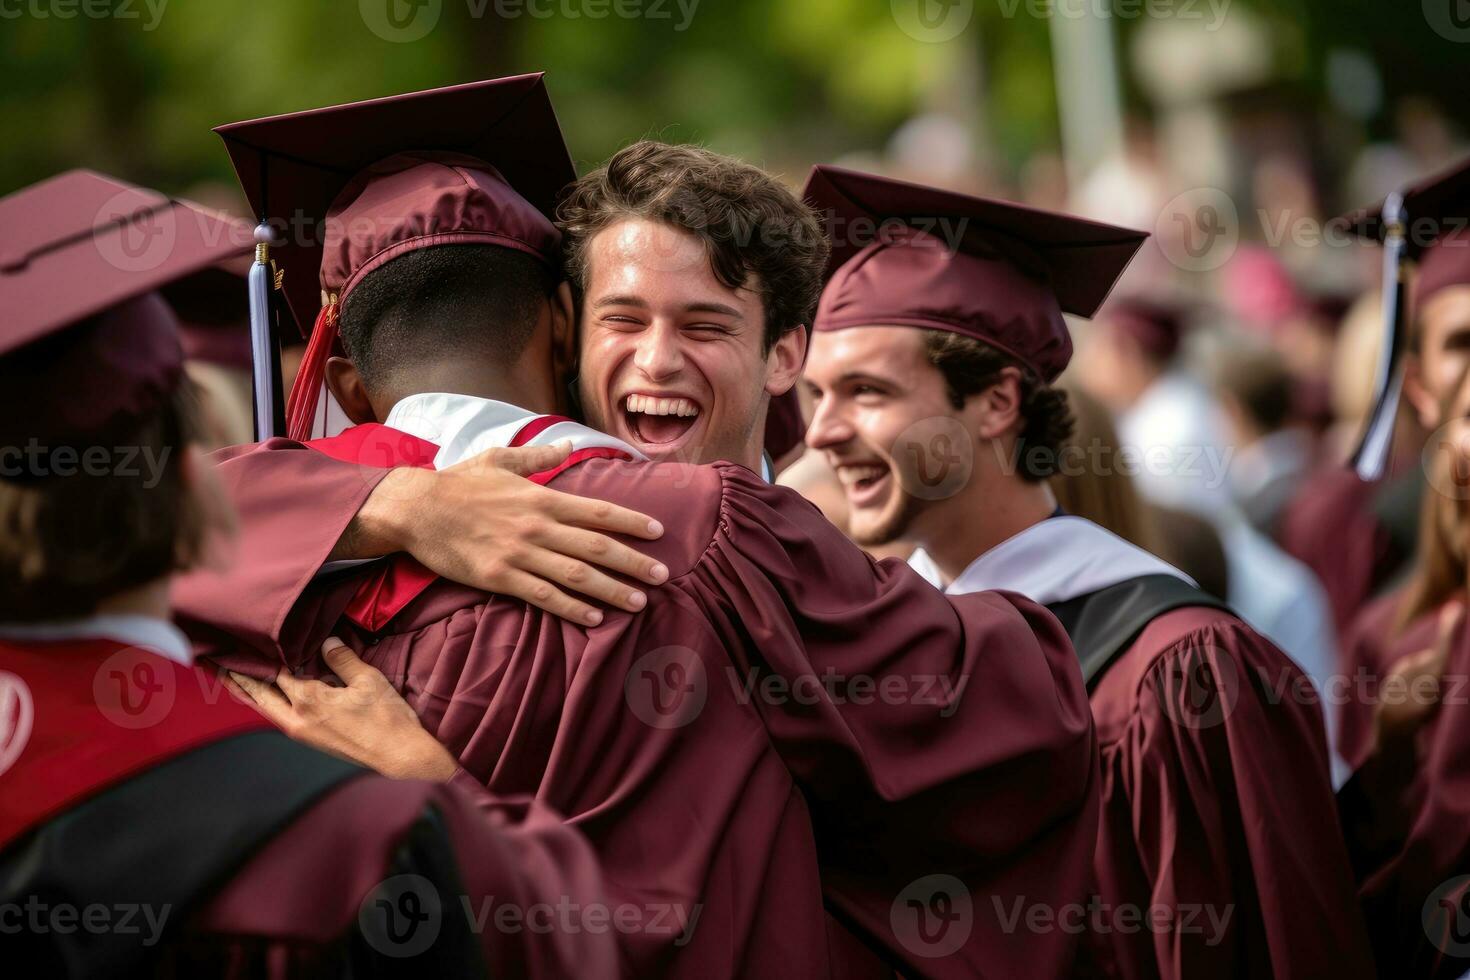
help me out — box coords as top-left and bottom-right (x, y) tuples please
(687, 461), (1098, 978)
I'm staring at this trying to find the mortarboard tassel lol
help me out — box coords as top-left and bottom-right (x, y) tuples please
(248, 222), (284, 441)
(285, 297), (340, 442)
(1351, 191), (1409, 482)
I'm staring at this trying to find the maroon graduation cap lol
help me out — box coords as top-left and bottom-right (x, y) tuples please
(1095, 295), (1191, 362)
(213, 74), (576, 441)
(159, 219), (255, 370)
(804, 166), (1148, 382)
(0, 170), (253, 449)
(1336, 153), (1470, 479)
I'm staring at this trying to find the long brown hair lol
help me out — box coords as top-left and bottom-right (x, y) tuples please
(1392, 364), (1470, 635)
(1050, 381), (1159, 553)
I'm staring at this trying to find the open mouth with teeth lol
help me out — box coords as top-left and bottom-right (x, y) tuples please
(622, 393), (702, 449)
(835, 461), (893, 508)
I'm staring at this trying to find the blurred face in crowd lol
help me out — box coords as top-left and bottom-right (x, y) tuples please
(576, 219), (805, 470)
(804, 326), (1011, 546)
(1410, 284), (1470, 429)
(1072, 320), (1158, 414)
(1427, 364), (1470, 566)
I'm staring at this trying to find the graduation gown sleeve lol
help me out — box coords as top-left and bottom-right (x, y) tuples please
(1087, 608), (1374, 980)
(200, 456), (1098, 978)
(675, 463), (1100, 979)
(177, 781), (617, 980)
(173, 438), (389, 664)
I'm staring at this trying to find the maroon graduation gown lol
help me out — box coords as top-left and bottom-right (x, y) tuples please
(1349, 620), (1470, 978)
(0, 636), (616, 978)
(1278, 468), (1418, 639)
(175, 430), (1100, 979)
(1335, 590), (1439, 773)
(1332, 593), (1441, 898)
(1080, 606), (1375, 979)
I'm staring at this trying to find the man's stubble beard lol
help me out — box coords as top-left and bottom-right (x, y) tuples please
(849, 487), (928, 548)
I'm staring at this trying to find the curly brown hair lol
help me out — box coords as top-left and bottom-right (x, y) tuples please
(922, 330), (1075, 481)
(557, 141), (830, 353)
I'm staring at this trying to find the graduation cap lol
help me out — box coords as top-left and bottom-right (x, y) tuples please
(213, 73), (576, 441)
(0, 170), (253, 452)
(803, 166), (1148, 383)
(159, 238), (254, 371)
(1095, 295), (1192, 363)
(1337, 154), (1470, 480)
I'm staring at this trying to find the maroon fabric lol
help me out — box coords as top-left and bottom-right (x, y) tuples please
(322, 153), (560, 304)
(1098, 296), (1185, 363)
(175, 438), (391, 664)
(1083, 606), (1375, 979)
(0, 637), (269, 849)
(802, 165), (1147, 383)
(175, 781), (615, 979)
(815, 225), (1074, 382)
(1337, 153), (1470, 259)
(1278, 467), (1405, 638)
(0, 292), (183, 447)
(1352, 622), (1470, 978)
(0, 170), (252, 352)
(177, 442), (1101, 979)
(1336, 153), (1470, 308)
(0, 636), (616, 978)
(1335, 590), (1435, 773)
(1334, 591), (1450, 935)
(163, 261), (253, 370)
(0, 170), (251, 442)
(1415, 225), (1470, 307)
(763, 388), (807, 463)
(214, 74), (574, 338)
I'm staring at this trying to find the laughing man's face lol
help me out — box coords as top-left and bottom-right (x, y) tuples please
(577, 217), (791, 470)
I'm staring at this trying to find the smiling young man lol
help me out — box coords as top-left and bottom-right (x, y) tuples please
(798, 166), (1375, 980)
(558, 141), (817, 472)
(176, 88), (1101, 977)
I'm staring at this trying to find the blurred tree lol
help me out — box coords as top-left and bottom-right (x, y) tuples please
(0, 0), (1463, 200)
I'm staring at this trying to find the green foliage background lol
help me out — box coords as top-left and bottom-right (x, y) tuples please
(0, 0), (1462, 198)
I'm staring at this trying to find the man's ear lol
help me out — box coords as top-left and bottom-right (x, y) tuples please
(972, 366), (1024, 440)
(324, 355), (377, 426)
(764, 325), (809, 396)
(1403, 354), (1442, 430)
(550, 281), (579, 378)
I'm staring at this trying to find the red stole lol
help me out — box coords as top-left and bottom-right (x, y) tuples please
(0, 639), (268, 849)
(307, 419), (632, 632)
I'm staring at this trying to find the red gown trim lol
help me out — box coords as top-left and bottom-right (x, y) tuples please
(306, 421), (631, 632)
(0, 638), (269, 849)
